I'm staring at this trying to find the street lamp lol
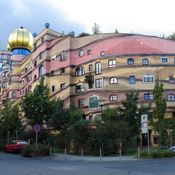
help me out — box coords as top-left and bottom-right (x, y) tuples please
(97, 99), (105, 160)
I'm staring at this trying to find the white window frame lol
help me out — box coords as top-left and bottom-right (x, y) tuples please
(109, 59), (116, 67)
(110, 95), (118, 101)
(143, 75), (154, 83)
(142, 58), (149, 65)
(60, 83), (66, 90)
(51, 54), (56, 61)
(110, 77), (118, 84)
(11, 91), (16, 97)
(60, 52), (67, 61)
(95, 62), (102, 74)
(89, 95), (100, 109)
(161, 57), (169, 63)
(95, 78), (103, 89)
(144, 93), (154, 100)
(168, 93), (175, 101)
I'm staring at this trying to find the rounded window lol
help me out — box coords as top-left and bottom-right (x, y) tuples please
(78, 49), (84, 57)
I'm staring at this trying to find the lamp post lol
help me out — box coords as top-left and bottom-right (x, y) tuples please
(98, 99), (105, 160)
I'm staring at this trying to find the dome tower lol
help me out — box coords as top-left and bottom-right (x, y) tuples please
(7, 27), (33, 55)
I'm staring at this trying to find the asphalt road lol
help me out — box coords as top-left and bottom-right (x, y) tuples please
(0, 152), (175, 175)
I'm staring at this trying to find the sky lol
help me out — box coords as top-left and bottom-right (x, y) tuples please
(1, 0), (175, 49)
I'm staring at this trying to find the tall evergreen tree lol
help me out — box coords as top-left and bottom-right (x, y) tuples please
(153, 81), (167, 145)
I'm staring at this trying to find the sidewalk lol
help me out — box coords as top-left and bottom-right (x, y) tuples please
(49, 153), (137, 161)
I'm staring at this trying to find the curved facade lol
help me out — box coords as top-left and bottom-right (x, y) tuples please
(0, 27), (175, 146)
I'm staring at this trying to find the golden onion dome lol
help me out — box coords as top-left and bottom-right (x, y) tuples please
(8, 27), (33, 51)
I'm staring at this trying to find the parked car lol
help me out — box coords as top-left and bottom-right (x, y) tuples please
(169, 145), (175, 152)
(5, 140), (28, 153)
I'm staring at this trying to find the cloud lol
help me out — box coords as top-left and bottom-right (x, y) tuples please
(11, 0), (30, 16)
(44, 0), (175, 35)
(1, 0), (175, 49)
(0, 0), (85, 49)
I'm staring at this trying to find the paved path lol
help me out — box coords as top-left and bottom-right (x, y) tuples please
(50, 153), (137, 161)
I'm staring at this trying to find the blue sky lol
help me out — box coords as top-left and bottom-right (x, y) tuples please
(0, 0), (85, 49)
(1, 0), (175, 50)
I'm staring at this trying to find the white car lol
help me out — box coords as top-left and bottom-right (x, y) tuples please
(169, 146), (175, 152)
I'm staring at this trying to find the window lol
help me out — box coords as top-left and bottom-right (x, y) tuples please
(100, 51), (105, 57)
(142, 58), (149, 65)
(34, 43), (37, 51)
(39, 65), (44, 77)
(51, 85), (55, 92)
(51, 55), (56, 61)
(144, 93), (153, 100)
(161, 57), (168, 63)
(50, 70), (54, 76)
(78, 49), (84, 57)
(109, 60), (116, 67)
(143, 75), (154, 83)
(39, 52), (44, 59)
(34, 60), (37, 67)
(78, 99), (84, 108)
(109, 95), (118, 101)
(89, 64), (93, 71)
(87, 50), (91, 55)
(60, 52), (67, 61)
(34, 75), (37, 81)
(89, 96), (99, 109)
(127, 58), (134, 65)
(60, 83), (66, 90)
(95, 78), (103, 88)
(75, 85), (85, 93)
(11, 91), (16, 97)
(75, 66), (84, 76)
(169, 75), (175, 83)
(153, 136), (158, 144)
(95, 62), (102, 74)
(129, 76), (136, 84)
(110, 77), (118, 84)
(41, 37), (44, 43)
(60, 68), (65, 74)
(168, 93), (175, 101)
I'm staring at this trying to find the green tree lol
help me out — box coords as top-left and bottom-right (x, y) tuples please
(48, 99), (68, 131)
(85, 73), (94, 89)
(153, 81), (167, 145)
(117, 91), (140, 149)
(72, 119), (88, 153)
(0, 98), (21, 142)
(103, 108), (131, 153)
(120, 91), (139, 131)
(20, 78), (53, 126)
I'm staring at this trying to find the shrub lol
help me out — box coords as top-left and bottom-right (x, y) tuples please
(140, 149), (175, 159)
(0, 143), (5, 152)
(21, 144), (50, 157)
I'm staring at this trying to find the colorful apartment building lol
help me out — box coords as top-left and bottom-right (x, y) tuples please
(0, 24), (175, 146)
